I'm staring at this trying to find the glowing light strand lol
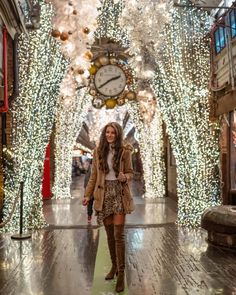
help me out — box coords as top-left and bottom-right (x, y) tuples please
(120, 0), (172, 78)
(2, 2), (67, 232)
(53, 88), (90, 198)
(51, 0), (101, 198)
(127, 100), (166, 198)
(95, 0), (166, 199)
(152, 7), (221, 226)
(95, 0), (129, 47)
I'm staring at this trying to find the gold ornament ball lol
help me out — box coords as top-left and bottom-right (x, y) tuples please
(117, 97), (125, 106)
(94, 59), (102, 68)
(77, 68), (84, 75)
(60, 32), (69, 41)
(99, 56), (109, 66)
(126, 91), (136, 101)
(105, 98), (117, 109)
(89, 65), (97, 75)
(51, 29), (61, 38)
(92, 98), (104, 109)
(89, 89), (97, 96)
(110, 58), (117, 65)
(90, 82), (95, 89)
(84, 51), (93, 60)
(127, 76), (133, 84)
(83, 27), (90, 34)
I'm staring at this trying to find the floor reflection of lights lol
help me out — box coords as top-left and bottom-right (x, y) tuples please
(126, 202), (177, 225)
(128, 228), (144, 250)
(178, 227), (208, 255)
(52, 203), (71, 225)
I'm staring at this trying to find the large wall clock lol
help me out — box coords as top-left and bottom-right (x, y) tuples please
(88, 54), (136, 109)
(94, 64), (126, 97)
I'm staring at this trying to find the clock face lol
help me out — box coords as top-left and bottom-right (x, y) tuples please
(94, 65), (126, 97)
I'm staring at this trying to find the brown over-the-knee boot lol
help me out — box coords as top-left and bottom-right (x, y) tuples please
(104, 224), (117, 280)
(114, 224), (125, 293)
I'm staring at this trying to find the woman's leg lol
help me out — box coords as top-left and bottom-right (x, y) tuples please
(103, 214), (113, 226)
(114, 214), (126, 293)
(87, 197), (94, 219)
(104, 215), (117, 279)
(113, 214), (125, 225)
(87, 198), (94, 218)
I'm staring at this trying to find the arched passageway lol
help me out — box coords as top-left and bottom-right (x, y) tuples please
(1, 0), (221, 233)
(1, 2), (236, 295)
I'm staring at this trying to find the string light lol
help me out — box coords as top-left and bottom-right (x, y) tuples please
(1, 0), (219, 232)
(120, 0), (172, 77)
(119, 0), (167, 199)
(95, 0), (129, 47)
(120, 2), (221, 226)
(88, 106), (128, 144)
(93, 0), (166, 199)
(53, 88), (90, 198)
(152, 7), (221, 226)
(75, 142), (92, 154)
(2, 3), (67, 232)
(127, 98), (165, 199)
(51, 0), (101, 85)
(50, 0), (101, 199)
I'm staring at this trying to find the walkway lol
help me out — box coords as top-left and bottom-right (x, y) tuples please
(0, 176), (236, 294)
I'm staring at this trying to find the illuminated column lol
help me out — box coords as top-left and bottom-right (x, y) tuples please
(2, 3), (67, 233)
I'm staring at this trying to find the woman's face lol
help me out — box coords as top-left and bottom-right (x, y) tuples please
(105, 126), (117, 144)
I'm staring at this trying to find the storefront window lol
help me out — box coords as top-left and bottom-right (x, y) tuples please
(230, 10), (236, 38)
(214, 26), (226, 54)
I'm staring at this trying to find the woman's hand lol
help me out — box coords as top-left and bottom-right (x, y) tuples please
(82, 198), (88, 206)
(118, 172), (127, 183)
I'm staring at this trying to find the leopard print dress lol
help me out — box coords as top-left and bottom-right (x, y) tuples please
(96, 179), (126, 225)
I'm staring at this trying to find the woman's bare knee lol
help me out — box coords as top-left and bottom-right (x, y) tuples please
(113, 214), (125, 225)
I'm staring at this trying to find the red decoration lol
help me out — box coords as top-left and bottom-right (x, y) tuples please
(42, 144), (51, 199)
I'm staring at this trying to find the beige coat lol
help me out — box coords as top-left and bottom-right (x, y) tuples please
(84, 145), (134, 212)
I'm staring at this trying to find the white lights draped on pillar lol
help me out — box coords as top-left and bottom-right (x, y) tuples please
(120, 0), (172, 68)
(2, 2), (67, 232)
(50, 0), (101, 198)
(119, 0), (170, 199)
(53, 86), (90, 198)
(128, 94), (165, 199)
(120, 1), (221, 226)
(152, 7), (221, 226)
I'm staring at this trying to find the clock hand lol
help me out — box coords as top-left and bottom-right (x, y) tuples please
(98, 75), (121, 89)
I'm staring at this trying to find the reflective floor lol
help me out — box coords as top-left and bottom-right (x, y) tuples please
(0, 176), (236, 295)
(0, 229), (98, 295)
(44, 175), (177, 228)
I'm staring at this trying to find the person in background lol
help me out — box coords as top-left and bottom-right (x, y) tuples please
(84, 158), (94, 223)
(82, 122), (134, 293)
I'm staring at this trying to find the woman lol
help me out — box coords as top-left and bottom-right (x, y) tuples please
(82, 122), (134, 293)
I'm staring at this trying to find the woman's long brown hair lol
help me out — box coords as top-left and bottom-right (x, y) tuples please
(98, 122), (123, 176)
